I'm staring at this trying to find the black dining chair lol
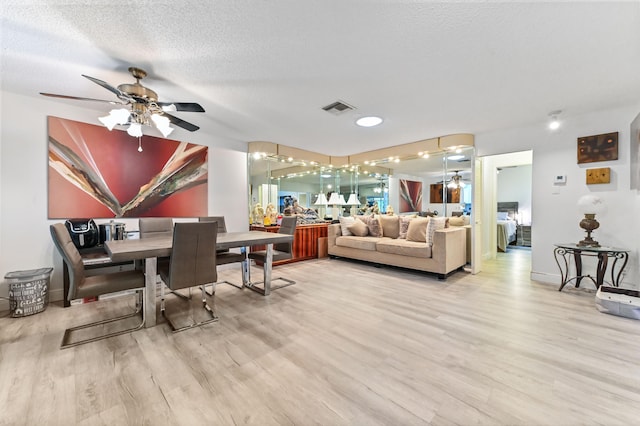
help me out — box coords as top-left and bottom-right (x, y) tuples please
(158, 222), (219, 332)
(198, 216), (246, 293)
(247, 215), (297, 292)
(50, 223), (146, 349)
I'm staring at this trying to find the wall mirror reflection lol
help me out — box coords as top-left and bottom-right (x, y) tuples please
(247, 141), (474, 225)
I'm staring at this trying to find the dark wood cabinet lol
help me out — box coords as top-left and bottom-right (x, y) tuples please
(250, 222), (329, 265)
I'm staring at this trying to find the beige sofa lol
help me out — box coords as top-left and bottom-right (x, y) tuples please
(327, 215), (467, 279)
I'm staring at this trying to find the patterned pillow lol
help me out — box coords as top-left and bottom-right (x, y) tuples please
(339, 216), (355, 236)
(426, 217), (448, 247)
(347, 218), (368, 237)
(398, 215), (415, 239)
(406, 217), (429, 242)
(366, 215), (383, 237)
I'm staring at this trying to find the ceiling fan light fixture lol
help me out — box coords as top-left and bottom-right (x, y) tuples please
(99, 108), (130, 130)
(151, 113), (174, 137)
(127, 122), (143, 137)
(98, 114), (118, 131)
(161, 104), (177, 112)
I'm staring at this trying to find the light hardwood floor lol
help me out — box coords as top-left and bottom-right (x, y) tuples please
(1, 251), (640, 425)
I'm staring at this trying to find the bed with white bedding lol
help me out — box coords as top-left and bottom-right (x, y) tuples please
(497, 202), (518, 252)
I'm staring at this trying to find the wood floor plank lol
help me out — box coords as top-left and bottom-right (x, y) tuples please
(2, 250), (640, 425)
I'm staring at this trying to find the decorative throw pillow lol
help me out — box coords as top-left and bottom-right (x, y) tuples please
(406, 217), (430, 242)
(449, 216), (465, 227)
(347, 218), (368, 237)
(426, 217), (448, 247)
(339, 216), (355, 236)
(379, 215), (400, 239)
(367, 215), (384, 237)
(398, 215), (415, 239)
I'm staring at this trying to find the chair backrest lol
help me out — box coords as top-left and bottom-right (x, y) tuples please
(198, 216), (227, 233)
(275, 216), (297, 253)
(139, 218), (174, 239)
(165, 222), (218, 291)
(50, 223), (85, 301)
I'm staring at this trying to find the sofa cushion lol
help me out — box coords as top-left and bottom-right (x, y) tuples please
(379, 215), (400, 239)
(406, 217), (429, 242)
(366, 215), (383, 237)
(426, 217), (448, 247)
(347, 218), (369, 237)
(336, 236), (380, 251)
(376, 238), (432, 258)
(448, 216), (465, 227)
(398, 215), (415, 239)
(339, 216), (356, 236)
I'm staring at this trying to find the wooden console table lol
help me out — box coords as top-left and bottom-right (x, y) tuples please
(250, 222), (328, 265)
(553, 243), (629, 292)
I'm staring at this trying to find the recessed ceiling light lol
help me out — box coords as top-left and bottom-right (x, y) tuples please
(356, 116), (383, 127)
(548, 109), (562, 130)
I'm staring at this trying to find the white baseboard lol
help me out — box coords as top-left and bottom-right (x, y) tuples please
(530, 271), (560, 286)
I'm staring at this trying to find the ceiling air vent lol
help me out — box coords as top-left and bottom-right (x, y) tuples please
(322, 100), (355, 115)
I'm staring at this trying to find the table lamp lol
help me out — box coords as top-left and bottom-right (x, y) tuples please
(346, 193), (360, 216)
(314, 193), (328, 220)
(577, 194), (607, 247)
(327, 192), (343, 219)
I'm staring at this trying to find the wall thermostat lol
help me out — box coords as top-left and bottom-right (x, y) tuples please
(554, 174), (567, 184)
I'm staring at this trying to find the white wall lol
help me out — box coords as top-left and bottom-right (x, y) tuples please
(0, 92), (248, 309)
(497, 165), (532, 225)
(476, 104), (640, 289)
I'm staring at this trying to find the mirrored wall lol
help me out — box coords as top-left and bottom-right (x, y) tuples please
(247, 138), (474, 224)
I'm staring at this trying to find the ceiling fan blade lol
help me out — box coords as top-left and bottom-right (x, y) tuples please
(164, 113), (200, 132)
(158, 102), (205, 113)
(40, 92), (125, 105)
(82, 74), (131, 101)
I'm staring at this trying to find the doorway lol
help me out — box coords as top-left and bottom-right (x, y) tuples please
(477, 150), (533, 261)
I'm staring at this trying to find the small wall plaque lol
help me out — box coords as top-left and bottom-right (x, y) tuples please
(577, 132), (618, 164)
(586, 167), (610, 184)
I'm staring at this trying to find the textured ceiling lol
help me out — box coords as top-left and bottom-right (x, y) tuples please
(2, 1), (639, 156)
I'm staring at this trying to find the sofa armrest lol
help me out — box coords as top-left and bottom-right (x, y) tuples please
(328, 224), (341, 249)
(432, 227), (466, 272)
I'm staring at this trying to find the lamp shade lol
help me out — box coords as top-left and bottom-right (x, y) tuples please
(314, 193), (328, 205)
(346, 193), (360, 205)
(99, 108), (131, 131)
(127, 122), (143, 137)
(577, 194), (607, 215)
(327, 192), (341, 205)
(338, 194), (347, 205)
